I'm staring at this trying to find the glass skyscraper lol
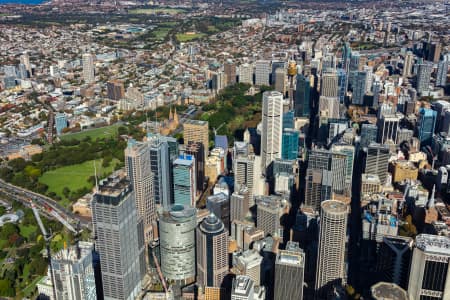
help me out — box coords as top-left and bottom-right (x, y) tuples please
(282, 128), (299, 160)
(295, 74), (311, 118)
(417, 108), (437, 146)
(173, 154), (196, 207)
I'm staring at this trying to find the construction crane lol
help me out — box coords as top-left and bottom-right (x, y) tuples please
(31, 202), (57, 300)
(213, 122), (226, 136)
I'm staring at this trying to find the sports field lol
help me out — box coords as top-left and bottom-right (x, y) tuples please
(59, 124), (120, 141)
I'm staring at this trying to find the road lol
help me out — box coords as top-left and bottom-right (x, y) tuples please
(0, 179), (91, 229)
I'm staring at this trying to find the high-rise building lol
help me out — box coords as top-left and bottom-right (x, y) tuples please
(212, 71), (226, 93)
(360, 123), (378, 148)
(351, 71), (367, 105)
(305, 149), (347, 211)
(173, 155), (196, 207)
(408, 234), (450, 300)
(403, 51), (414, 78)
(55, 113), (67, 135)
(239, 63), (253, 85)
(82, 53), (95, 83)
(231, 275), (254, 300)
(281, 128), (299, 160)
(224, 61), (237, 86)
(274, 67), (286, 95)
(377, 113), (402, 144)
(256, 195), (290, 237)
(261, 91), (284, 174)
(185, 141), (205, 193)
(321, 71), (339, 98)
(51, 242), (97, 300)
(147, 135), (173, 210)
(231, 186), (250, 222)
(196, 213), (229, 288)
(331, 143), (355, 193)
(315, 200), (348, 298)
(364, 143), (390, 185)
(255, 60), (271, 86)
(233, 249), (263, 286)
(107, 80), (125, 100)
(274, 242), (305, 300)
(319, 96), (340, 119)
(18, 63), (28, 79)
(417, 107), (437, 146)
(183, 119), (209, 156)
(436, 60), (448, 87)
(337, 68), (347, 104)
(159, 205), (197, 285)
(92, 175), (145, 300)
(426, 42), (442, 63)
(377, 236), (413, 289)
(206, 193), (230, 230)
(125, 139), (155, 243)
(416, 62), (433, 94)
(20, 52), (31, 74)
(295, 74), (311, 118)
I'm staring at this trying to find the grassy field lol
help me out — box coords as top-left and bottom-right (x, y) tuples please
(176, 33), (206, 42)
(129, 8), (185, 15)
(39, 159), (119, 206)
(60, 123), (120, 142)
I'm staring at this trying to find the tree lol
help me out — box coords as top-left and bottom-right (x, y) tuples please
(0, 279), (15, 297)
(62, 187), (71, 198)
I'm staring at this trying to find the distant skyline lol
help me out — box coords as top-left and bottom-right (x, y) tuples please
(0, 0), (45, 4)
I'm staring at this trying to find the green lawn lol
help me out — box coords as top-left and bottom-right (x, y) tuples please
(60, 124), (120, 142)
(129, 8), (185, 15)
(19, 225), (37, 240)
(176, 33), (206, 42)
(39, 159), (120, 205)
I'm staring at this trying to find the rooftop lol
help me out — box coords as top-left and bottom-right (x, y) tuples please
(321, 200), (348, 214)
(415, 234), (450, 254)
(371, 282), (408, 300)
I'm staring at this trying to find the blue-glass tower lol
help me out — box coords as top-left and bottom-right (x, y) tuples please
(282, 128), (299, 160)
(173, 155), (196, 207)
(417, 108), (437, 147)
(55, 113), (67, 135)
(295, 74), (311, 118)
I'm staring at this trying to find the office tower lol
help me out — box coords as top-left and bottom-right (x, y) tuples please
(92, 175), (145, 300)
(364, 143), (390, 185)
(271, 61), (285, 81)
(148, 135), (172, 210)
(20, 52), (31, 74)
(416, 62), (433, 94)
(234, 154), (255, 204)
(331, 144), (355, 193)
(82, 53), (95, 83)
(403, 51), (414, 78)
(417, 107), (437, 147)
(377, 236), (413, 289)
(173, 155), (196, 207)
(319, 96), (340, 119)
(239, 63), (253, 85)
(261, 91), (284, 174)
(281, 128), (299, 160)
(255, 60), (271, 86)
(183, 119), (209, 156)
(125, 140), (155, 243)
(231, 186), (250, 222)
(436, 60), (448, 87)
(360, 123), (378, 148)
(274, 67), (286, 95)
(372, 80), (382, 108)
(55, 113), (67, 135)
(274, 242), (305, 300)
(225, 61), (237, 86)
(206, 193), (230, 230)
(197, 213), (229, 288)
(349, 51), (360, 71)
(107, 80), (125, 100)
(159, 205), (196, 285)
(212, 71), (226, 92)
(305, 149), (347, 212)
(51, 242), (96, 300)
(337, 68), (347, 103)
(185, 141), (205, 193)
(283, 110), (295, 130)
(256, 196), (289, 237)
(315, 200), (348, 298)
(426, 42), (442, 63)
(18, 63), (28, 79)
(371, 282), (408, 300)
(231, 276), (254, 300)
(160, 135), (179, 160)
(351, 71), (367, 105)
(321, 71), (339, 98)
(377, 113), (402, 144)
(234, 249), (263, 286)
(295, 74), (311, 118)
(364, 66), (373, 93)
(408, 234), (450, 300)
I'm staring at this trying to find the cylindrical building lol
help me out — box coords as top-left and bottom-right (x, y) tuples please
(197, 213), (229, 288)
(315, 200), (348, 298)
(159, 205), (197, 284)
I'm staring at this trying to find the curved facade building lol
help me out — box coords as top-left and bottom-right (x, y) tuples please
(315, 200), (348, 297)
(159, 205), (197, 284)
(197, 213), (229, 288)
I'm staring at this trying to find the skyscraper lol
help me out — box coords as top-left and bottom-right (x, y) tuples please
(377, 113), (402, 144)
(364, 143), (390, 185)
(231, 275), (254, 300)
(51, 242), (97, 300)
(224, 61), (237, 86)
(173, 155), (196, 207)
(351, 71), (367, 105)
(337, 68), (347, 104)
(230, 186), (250, 222)
(82, 53), (95, 83)
(255, 60), (271, 86)
(416, 62), (433, 95)
(206, 193), (230, 230)
(185, 141), (205, 194)
(360, 123), (378, 148)
(234, 151), (255, 204)
(239, 63), (253, 85)
(321, 71), (339, 98)
(331, 143), (355, 194)
(295, 74), (311, 118)
(281, 128), (299, 160)
(256, 195), (289, 237)
(55, 113), (67, 135)
(436, 60), (448, 87)
(274, 242), (305, 300)
(403, 51), (414, 78)
(125, 139), (155, 243)
(92, 175), (145, 300)
(408, 234), (450, 300)
(319, 96), (340, 119)
(274, 67), (286, 95)
(159, 205), (197, 285)
(107, 80), (125, 100)
(183, 119), (209, 156)
(20, 52), (31, 75)
(417, 107), (437, 146)
(196, 213), (229, 288)
(261, 91), (284, 174)
(315, 200), (348, 298)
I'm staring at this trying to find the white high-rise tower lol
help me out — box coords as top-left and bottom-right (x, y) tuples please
(82, 53), (95, 83)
